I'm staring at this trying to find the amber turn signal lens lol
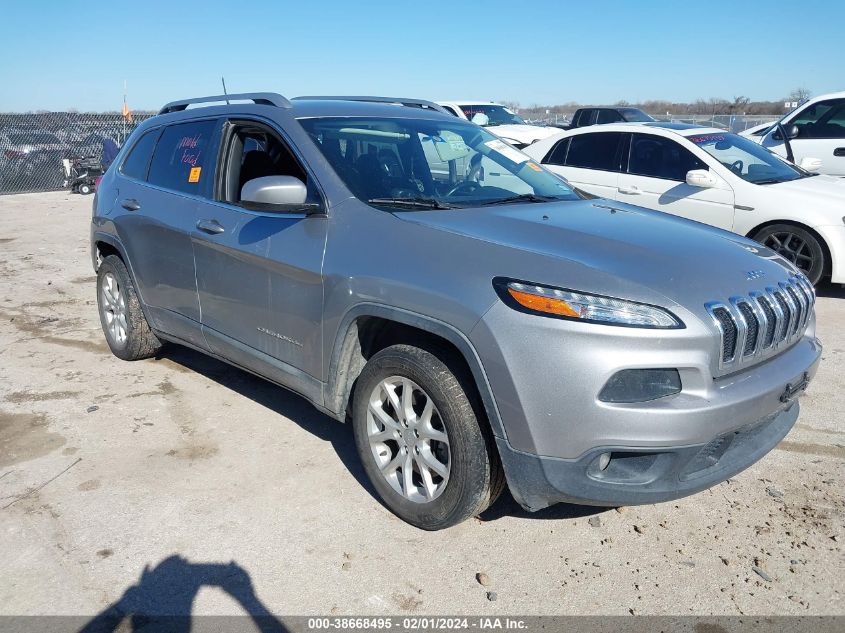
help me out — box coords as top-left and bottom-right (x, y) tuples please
(507, 287), (580, 317)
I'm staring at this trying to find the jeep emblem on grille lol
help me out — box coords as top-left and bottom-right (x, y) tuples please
(746, 270), (765, 280)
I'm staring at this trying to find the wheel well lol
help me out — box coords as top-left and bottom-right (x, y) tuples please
(746, 220), (831, 275)
(330, 316), (482, 423)
(95, 240), (123, 269)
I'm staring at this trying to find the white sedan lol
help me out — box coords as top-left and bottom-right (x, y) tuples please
(524, 122), (845, 285)
(437, 101), (560, 147)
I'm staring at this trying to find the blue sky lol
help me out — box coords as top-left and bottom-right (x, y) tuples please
(1, 0), (842, 112)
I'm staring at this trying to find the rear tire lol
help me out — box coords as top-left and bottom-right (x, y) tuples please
(352, 344), (503, 530)
(753, 223), (826, 285)
(79, 183), (92, 195)
(96, 255), (162, 360)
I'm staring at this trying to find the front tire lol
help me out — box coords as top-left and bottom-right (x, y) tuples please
(96, 255), (162, 360)
(753, 224), (826, 285)
(352, 344), (503, 530)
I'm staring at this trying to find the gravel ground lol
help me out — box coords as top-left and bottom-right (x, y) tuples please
(0, 191), (842, 618)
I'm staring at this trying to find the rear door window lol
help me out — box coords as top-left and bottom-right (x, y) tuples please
(120, 129), (159, 180)
(565, 132), (623, 171)
(148, 120), (218, 196)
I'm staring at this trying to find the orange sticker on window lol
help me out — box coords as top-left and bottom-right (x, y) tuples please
(188, 166), (202, 183)
(526, 162), (543, 172)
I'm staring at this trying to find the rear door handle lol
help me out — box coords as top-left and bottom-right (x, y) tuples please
(120, 198), (141, 211)
(834, 147), (845, 157)
(617, 185), (640, 195)
(196, 219), (225, 235)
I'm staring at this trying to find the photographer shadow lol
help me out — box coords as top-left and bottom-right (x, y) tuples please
(80, 555), (287, 633)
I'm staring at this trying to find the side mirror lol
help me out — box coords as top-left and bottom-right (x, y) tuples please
(686, 169), (718, 189)
(240, 175), (322, 214)
(772, 124), (800, 141)
(242, 175), (307, 206)
(799, 157), (822, 172)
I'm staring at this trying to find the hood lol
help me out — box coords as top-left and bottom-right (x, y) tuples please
(765, 174), (845, 199)
(488, 124), (560, 145)
(399, 199), (799, 312)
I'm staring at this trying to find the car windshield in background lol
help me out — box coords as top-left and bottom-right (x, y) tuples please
(688, 132), (805, 184)
(298, 117), (578, 209)
(459, 104), (526, 126)
(620, 108), (654, 122)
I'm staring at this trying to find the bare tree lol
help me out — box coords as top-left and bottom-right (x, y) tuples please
(787, 87), (812, 104)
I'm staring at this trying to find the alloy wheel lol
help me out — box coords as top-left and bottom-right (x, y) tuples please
(366, 376), (451, 503)
(763, 231), (815, 274)
(101, 272), (128, 346)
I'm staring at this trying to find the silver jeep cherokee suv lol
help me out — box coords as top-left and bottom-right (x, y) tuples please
(90, 92), (822, 530)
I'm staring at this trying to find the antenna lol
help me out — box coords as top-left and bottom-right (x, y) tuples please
(221, 77), (229, 104)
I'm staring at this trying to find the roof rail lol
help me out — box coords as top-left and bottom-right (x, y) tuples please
(158, 92), (292, 115)
(293, 95), (450, 115)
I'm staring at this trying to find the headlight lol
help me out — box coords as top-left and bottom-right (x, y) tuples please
(494, 278), (683, 329)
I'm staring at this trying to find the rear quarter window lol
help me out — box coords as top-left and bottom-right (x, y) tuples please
(147, 120), (218, 195)
(544, 137), (570, 165)
(120, 130), (159, 180)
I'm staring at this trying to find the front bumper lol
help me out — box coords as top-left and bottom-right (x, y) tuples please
(497, 402), (798, 510)
(470, 300), (822, 510)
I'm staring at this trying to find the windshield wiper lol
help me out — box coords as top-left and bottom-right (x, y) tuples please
(481, 194), (560, 206)
(753, 178), (788, 185)
(367, 197), (459, 210)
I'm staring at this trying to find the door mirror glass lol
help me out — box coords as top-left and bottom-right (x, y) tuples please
(685, 169), (718, 189)
(241, 175), (308, 207)
(787, 124), (800, 139)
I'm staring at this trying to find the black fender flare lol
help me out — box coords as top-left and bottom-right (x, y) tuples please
(325, 302), (507, 441)
(91, 230), (154, 325)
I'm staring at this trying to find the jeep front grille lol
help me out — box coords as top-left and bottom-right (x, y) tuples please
(705, 275), (815, 372)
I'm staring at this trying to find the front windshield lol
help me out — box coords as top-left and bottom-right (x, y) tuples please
(459, 104), (526, 126)
(298, 116), (579, 209)
(687, 132), (805, 184)
(620, 108), (654, 122)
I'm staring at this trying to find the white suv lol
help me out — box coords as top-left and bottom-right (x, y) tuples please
(744, 91), (845, 177)
(437, 101), (559, 148)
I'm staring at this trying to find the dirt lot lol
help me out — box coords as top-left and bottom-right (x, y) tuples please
(0, 191), (842, 618)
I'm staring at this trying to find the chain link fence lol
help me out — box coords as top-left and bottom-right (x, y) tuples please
(0, 112), (155, 195)
(1, 109), (782, 196)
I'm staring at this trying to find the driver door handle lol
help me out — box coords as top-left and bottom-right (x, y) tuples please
(196, 219), (224, 235)
(120, 198), (141, 211)
(618, 185), (640, 195)
(834, 147), (845, 157)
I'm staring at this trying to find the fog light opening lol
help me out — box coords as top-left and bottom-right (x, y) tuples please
(597, 452), (611, 471)
(598, 368), (682, 403)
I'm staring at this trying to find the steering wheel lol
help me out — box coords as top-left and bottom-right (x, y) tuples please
(729, 159), (744, 175)
(446, 181), (481, 197)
